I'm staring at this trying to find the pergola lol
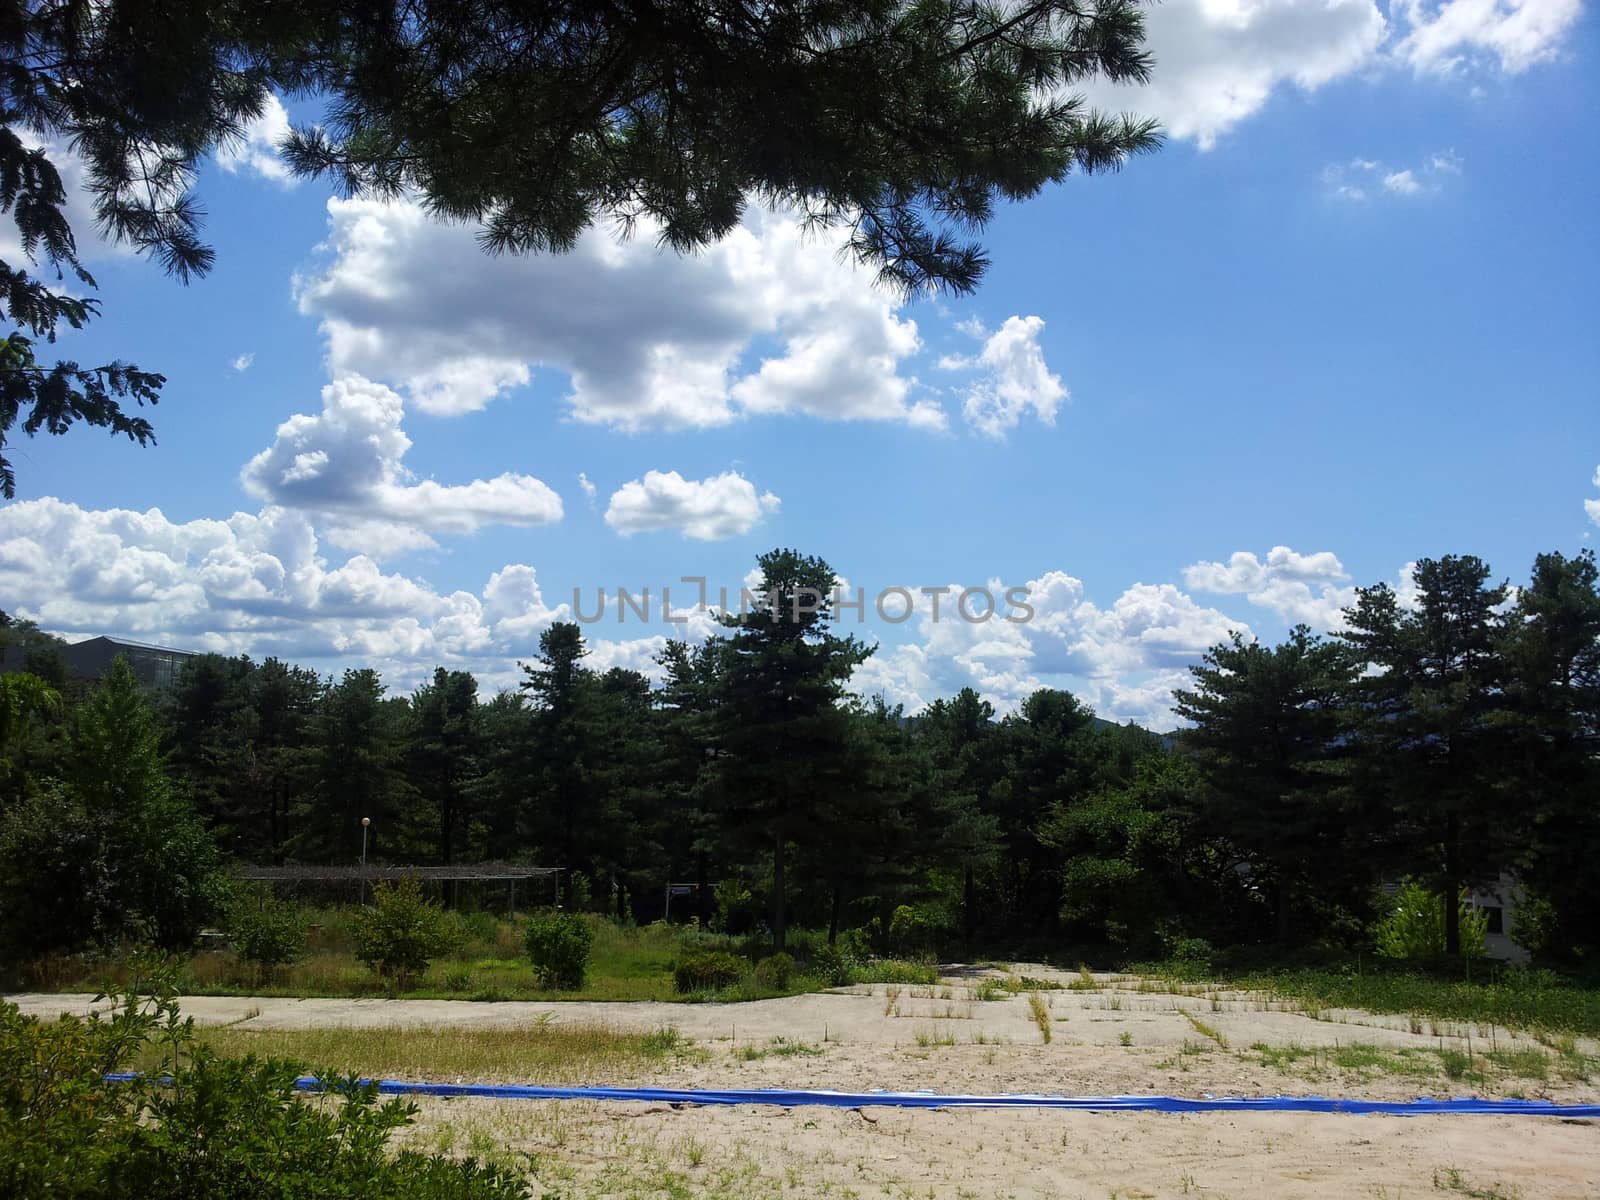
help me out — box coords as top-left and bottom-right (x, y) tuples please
(234, 863), (562, 912)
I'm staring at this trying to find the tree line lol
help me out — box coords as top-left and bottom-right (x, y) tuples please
(1, 546), (1596, 963)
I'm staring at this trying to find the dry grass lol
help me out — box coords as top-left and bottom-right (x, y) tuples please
(185, 1020), (697, 1084)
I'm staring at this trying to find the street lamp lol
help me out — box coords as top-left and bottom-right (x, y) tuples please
(360, 817), (371, 904)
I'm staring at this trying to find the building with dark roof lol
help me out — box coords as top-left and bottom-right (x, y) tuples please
(0, 634), (197, 690)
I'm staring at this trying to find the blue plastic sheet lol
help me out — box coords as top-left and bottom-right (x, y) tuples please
(103, 1074), (1600, 1116)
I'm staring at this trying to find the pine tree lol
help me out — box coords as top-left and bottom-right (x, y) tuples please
(1340, 557), (1512, 955)
(1174, 626), (1356, 944)
(708, 549), (870, 950)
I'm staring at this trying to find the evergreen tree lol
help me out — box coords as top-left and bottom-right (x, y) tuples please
(708, 548), (870, 950)
(1173, 626), (1357, 944)
(1340, 557), (1512, 954)
(0, 657), (222, 953)
(298, 668), (414, 863)
(408, 667), (482, 865)
(1499, 550), (1600, 953)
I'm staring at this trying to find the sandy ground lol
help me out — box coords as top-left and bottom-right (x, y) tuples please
(12, 965), (1600, 1198)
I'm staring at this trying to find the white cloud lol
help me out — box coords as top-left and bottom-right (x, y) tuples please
(295, 199), (941, 431)
(1384, 169), (1423, 194)
(1184, 546), (1356, 628)
(844, 569), (1250, 728)
(951, 315), (1067, 437)
(216, 93), (295, 184)
(604, 470), (780, 541)
(1586, 465), (1600, 527)
(231, 352), (255, 372)
(241, 375), (563, 555)
(1077, 0), (1577, 150)
(1085, 0), (1387, 148)
(0, 498), (570, 691)
(1324, 151), (1464, 200)
(1392, 0), (1584, 75)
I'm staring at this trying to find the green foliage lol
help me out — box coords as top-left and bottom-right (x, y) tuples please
(809, 942), (860, 988)
(225, 887), (307, 976)
(0, 658), (223, 956)
(352, 878), (457, 988)
(1374, 882), (1488, 960)
(0, 961), (527, 1198)
(524, 911), (594, 990)
(753, 952), (794, 990)
(712, 879), (756, 934)
(673, 951), (747, 994)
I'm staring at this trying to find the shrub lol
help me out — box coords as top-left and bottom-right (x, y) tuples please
(524, 911), (593, 990)
(0, 961), (527, 1199)
(352, 877), (457, 988)
(810, 942), (859, 987)
(226, 887), (307, 977)
(1375, 880), (1488, 959)
(887, 905), (940, 955)
(753, 952), (794, 990)
(673, 951), (746, 993)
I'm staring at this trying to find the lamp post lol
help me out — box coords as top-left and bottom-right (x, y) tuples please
(360, 817), (371, 904)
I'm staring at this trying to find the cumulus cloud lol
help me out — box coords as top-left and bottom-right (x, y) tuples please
(294, 199), (940, 431)
(944, 315), (1067, 437)
(604, 470), (780, 540)
(241, 375), (562, 555)
(1084, 0), (1387, 148)
(1587, 466), (1600, 527)
(231, 352), (255, 372)
(1384, 169), (1422, 194)
(1078, 0), (1577, 150)
(844, 569), (1249, 728)
(577, 473), (597, 502)
(215, 93), (295, 184)
(0, 498), (570, 690)
(1184, 546), (1356, 629)
(1392, 0), (1584, 75)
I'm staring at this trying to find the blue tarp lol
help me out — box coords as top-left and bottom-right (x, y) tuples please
(103, 1075), (1600, 1116)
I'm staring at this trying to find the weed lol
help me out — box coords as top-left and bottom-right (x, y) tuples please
(914, 1028), (957, 1047)
(1432, 1166), (1522, 1199)
(1119, 1031), (1133, 1047)
(1028, 992), (1052, 1043)
(1438, 1048), (1473, 1080)
(972, 978), (1008, 1002)
(1182, 1010), (1228, 1048)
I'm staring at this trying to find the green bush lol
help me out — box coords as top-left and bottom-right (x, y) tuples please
(226, 887), (307, 977)
(524, 911), (593, 990)
(753, 952), (794, 990)
(1375, 880), (1487, 959)
(809, 942), (859, 987)
(0, 962), (526, 1199)
(352, 877), (457, 988)
(673, 951), (746, 993)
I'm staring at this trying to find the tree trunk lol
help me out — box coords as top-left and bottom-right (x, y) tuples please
(772, 832), (786, 952)
(827, 887), (841, 945)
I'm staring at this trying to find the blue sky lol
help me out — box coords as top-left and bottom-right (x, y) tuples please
(3, 0), (1596, 726)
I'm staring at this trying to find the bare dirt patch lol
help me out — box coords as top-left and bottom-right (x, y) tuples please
(14, 964), (1599, 1198)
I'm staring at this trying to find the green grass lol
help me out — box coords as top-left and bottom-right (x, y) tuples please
(1248, 1041), (1454, 1080)
(1135, 960), (1600, 1036)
